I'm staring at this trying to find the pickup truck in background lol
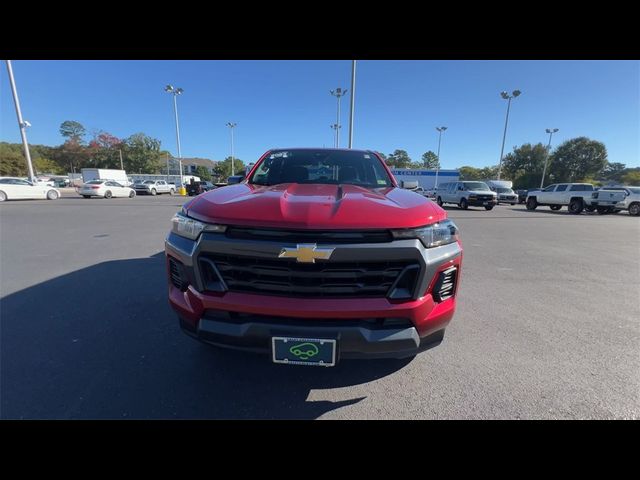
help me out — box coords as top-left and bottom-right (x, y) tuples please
(596, 186), (640, 216)
(526, 183), (626, 214)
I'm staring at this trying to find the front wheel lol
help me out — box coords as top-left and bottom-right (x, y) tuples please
(129, 190), (135, 198)
(0, 191), (7, 202)
(436, 196), (443, 207)
(628, 202), (640, 216)
(526, 197), (538, 210)
(585, 206), (596, 213)
(459, 198), (468, 210)
(46, 190), (59, 200)
(484, 205), (494, 211)
(568, 199), (584, 214)
(151, 188), (157, 196)
(82, 195), (91, 199)
(596, 207), (612, 215)
(104, 190), (112, 199)
(169, 188), (175, 196)
(550, 205), (562, 211)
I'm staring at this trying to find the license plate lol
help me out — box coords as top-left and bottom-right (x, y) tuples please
(272, 337), (336, 367)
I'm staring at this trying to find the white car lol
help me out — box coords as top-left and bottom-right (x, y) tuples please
(0, 177), (61, 201)
(78, 180), (136, 199)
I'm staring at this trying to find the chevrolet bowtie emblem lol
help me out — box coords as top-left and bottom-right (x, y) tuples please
(278, 244), (335, 263)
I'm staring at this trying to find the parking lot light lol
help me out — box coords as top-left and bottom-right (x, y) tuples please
(540, 128), (559, 188)
(435, 126), (447, 189)
(497, 90), (522, 180)
(226, 122), (237, 177)
(165, 85), (184, 189)
(330, 87), (348, 148)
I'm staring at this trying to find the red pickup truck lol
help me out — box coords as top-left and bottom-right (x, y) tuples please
(165, 148), (463, 367)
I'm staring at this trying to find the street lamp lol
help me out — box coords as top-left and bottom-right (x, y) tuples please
(435, 126), (447, 189)
(497, 89), (521, 180)
(330, 87), (348, 148)
(348, 61), (356, 149)
(330, 124), (341, 148)
(226, 122), (237, 176)
(165, 84), (184, 187)
(5, 60), (36, 182)
(540, 128), (559, 188)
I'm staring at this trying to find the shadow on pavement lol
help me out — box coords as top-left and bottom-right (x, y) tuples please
(1, 252), (411, 419)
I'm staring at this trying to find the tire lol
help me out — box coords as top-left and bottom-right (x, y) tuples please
(511, 203), (516, 206)
(0, 191), (6, 202)
(459, 198), (468, 210)
(526, 197), (538, 210)
(151, 188), (157, 196)
(585, 206), (595, 213)
(596, 207), (612, 215)
(568, 198), (584, 214)
(82, 195), (91, 199)
(104, 190), (112, 199)
(129, 190), (135, 198)
(628, 202), (640, 216)
(436, 196), (443, 207)
(550, 205), (562, 211)
(170, 188), (175, 196)
(484, 205), (494, 211)
(46, 190), (59, 200)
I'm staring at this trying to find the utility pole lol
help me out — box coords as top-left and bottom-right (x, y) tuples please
(540, 128), (559, 188)
(497, 90), (521, 180)
(435, 126), (447, 189)
(5, 60), (35, 182)
(119, 149), (124, 170)
(164, 85), (184, 188)
(330, 87), (347, 148)
(226, 122), (237, 176)
(330, 124), (341, 148)
(348, 61), (356, 149)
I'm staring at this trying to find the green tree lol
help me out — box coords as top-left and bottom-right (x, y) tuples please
(213, 157), (246, 181)
(34, 157), (64, 175)
(122, 133), (162, 173)
(385, 149), (412, 168)
(195, 165), (212, 181)
(500, 143), (548, 186)
(621, 170), (640, 185)
(0, 142), (28, 176)
(421, 151), (440, 169)
(59, 120), (86, 142)
(549, 137), (608, 183)
(458, 166), (482, 180)
(601, 162), (627, 183)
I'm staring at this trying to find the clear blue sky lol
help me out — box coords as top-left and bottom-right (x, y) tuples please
(1, 60), (638, 168)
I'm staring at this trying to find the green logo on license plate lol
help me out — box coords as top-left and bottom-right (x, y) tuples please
(289, 342), (319, 360)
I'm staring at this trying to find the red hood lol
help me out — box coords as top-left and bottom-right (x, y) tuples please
(184, 183), (446, 229)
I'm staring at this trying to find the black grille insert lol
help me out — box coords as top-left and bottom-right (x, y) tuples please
(169, 257), (188, 291)
(225, 227), (393, 244)
(199, 253), (420, 298)
(432, 266), (457, 302)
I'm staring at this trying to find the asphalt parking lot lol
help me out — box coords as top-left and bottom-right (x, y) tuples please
(1, 193), (639, 419)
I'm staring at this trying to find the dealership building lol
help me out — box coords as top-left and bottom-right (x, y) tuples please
(390, 169), (460, 189)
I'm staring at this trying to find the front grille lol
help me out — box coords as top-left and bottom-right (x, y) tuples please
(432, 266), (458, 302)
(199, 253), (420, 298)
(474, 195), (494, 201)
(225, 227), (393, 244)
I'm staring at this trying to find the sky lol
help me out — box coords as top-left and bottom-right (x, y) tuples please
(1, 60), (638, 169)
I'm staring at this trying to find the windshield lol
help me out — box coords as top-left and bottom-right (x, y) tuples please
(86, 180), (104, 185)
(143, 180), (155, 184)
(497, 188), (513, 193)
(628, 187), (640, 194)
(249, 149), (393, 188)
(463, 182), (491, 191)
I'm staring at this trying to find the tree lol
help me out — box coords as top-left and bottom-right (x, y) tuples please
(87, 131), (123, 169)
(549, 137), (608, 183)
(122, 133), (162, 174)
(59, 121), (86, 142)
(501, 143), (548, 188)
(601, 162), (627, 183)
(34, 157), (64, 175)
(385, 149), (412, 168)
(421, 151), (440, 169)
(213, 157), (245, 181)
(0, 142), (28, 176)
(195, 165), (212, 181)
(458, 166), (482, 180)
(621, 170), (640, 185)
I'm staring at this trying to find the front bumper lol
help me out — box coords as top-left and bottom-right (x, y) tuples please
(166, 230), (462, 360)
(467, 198), (497, 206)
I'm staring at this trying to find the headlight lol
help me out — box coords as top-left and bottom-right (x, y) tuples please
(391, 219), (459, 248)
(171, 212), (226, 240)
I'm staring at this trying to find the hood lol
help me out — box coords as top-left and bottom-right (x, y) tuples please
(184, 183), (446, 230)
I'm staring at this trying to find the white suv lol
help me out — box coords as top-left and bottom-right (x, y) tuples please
(436, 181), (498, 210)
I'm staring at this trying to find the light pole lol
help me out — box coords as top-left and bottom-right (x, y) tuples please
(497, 89), (521, 180)
(330, 87), (347, 148)
(540, 128), (559, 188)
(330, 124), (341, 148)
(348, 61), (356, 149)
(164, 84), (184, 187)
(5, 60), (36, 182)
(435, 126), (447, 189)
(226, 122), (237, 176)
